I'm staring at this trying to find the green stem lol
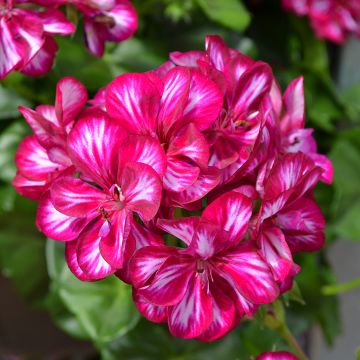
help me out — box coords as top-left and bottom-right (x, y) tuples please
(281, 326), (309, 360)
(322, 277), (360, 295)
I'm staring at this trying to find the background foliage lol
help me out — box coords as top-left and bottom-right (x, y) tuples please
(1, 0), (360, 358)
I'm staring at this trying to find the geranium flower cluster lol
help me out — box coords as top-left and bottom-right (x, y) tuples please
(282, 0), (360, 43)
(0, 0), (137, 79)
(13, 35), (333, 342)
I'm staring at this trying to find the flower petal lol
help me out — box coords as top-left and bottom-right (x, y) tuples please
(181, 70), (223, 131)
(219, 244), (279, 304)
(36, 191), (88, 241)
(51, 176), (105, 217)
(21, 36), (58, 77)
(55, 77), (88, 126)
(133, 289), (168, 323)
(15, 135), (60, 181)
(0, 17), (22, 79)
(67, 112), (127, 188)
(121, 162), (162, 221)
(84, 18), (105, 57)
(157, 217), (199, 245)
(106, 73), (162, 134)
(130, 245), (178, 288)
(118, 135), (167, 177)
(167, 123), (210, 169)
(139, 255), (194, 306)
(40, 8), (76, 35)
(163, 158), (200, 192)
(12, 172), (47, 200)
(168, 275), (213, 339)
(202, 191), (252, 243)
(158, 66), (190, 135)
(76, 220), (116, 279)
(65, 241), (93, 281)
(99, 209), (131, 268)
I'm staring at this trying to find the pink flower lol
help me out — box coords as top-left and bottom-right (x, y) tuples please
(257, 351), (299, 360)
(0, 1), (75, 79)
(13, 77), (87, 200)
(168, 36), (274, 185)
(36, 112), (166, 280)
(282, 0), (360, 43)
(272, 77), (333, 184)
(106, 68), (223, 207)
(130, 191), (279, 340)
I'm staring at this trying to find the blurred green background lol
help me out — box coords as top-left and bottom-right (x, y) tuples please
(1, 0), (360, 359)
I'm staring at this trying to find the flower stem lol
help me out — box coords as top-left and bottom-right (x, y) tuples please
(280, 325), (309, 360)
(322, 277), (360, 295)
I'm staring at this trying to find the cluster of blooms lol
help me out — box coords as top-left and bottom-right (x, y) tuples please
(13, 35), (333, 342)
(0, 0), (137, 79)
(282, 0), (360, 43)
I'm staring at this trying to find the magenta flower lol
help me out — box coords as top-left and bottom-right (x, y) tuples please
(168, 36), (274, 185)
(37, 112), (166, 280)
(106, 67), (223, 207)
(282, 0), (360, 43)
(130, 191), (279, 340)
(271, 76), (333, 184)
(0, 0), (75, 79)
(13, 77), (87, 199)
(257, 351), (299, 360)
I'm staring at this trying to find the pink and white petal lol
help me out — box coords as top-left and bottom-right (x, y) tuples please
(68, 113), (126, 188)
(65, 241), (92, 281)
(39, 8), (76, 35)
(18, 106), (57, 147)
(104, 1), (138, 41)
(76, 220), (116, 280)
(0, 17), (23, 79)
(256, 351), (299, 360)
(118, 135), (167, 177)
(169, 50), (204, 67)
(139, 255), (195, 306)
(309, 153), (333, 184)
(15, 135), (59, 181)
(10, 12), (44, 66)
(157, 217), (199, 245)
(99, 209), (131, 268)
(84, 19), (105, 57)
(12, 172), (47, 200)
(258, 227), (293, 282)
(182, 70), (223, 131)
(106, 73), (161, 134)
(20, 36), (58, 77)
(133, 289), (168, 323)
(231, 62), (272, 119)
(130, 245), (178, 288)
(121, 162), (162, 221)
(219, 244), (279, 304)
(167, 123), (209, 168)
(51, 176), (105, 217)
(168, 275), (213, 339)
(205, 35), (230, 72)
(168, 166), (220, 205)
(188, 221), (230, 258)
(196, 276), (236, 341)
(163, 158), (200, 192)
(55, 77), (88, 126)
(202, 191), (252, 243)
(157, 67), (190, 135)
(36, 191), (88, 241)
(281, 76), (305, 133)
(131, 220), (164, 248)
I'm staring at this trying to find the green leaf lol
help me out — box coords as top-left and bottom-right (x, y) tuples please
(196, 0), (251, 32)
(282, 282), (305, 306)
(46, 240), (140, 346)
(341, 83), (360, 122)
(335, 201), (360, 241)
(0, 121), (30, 182)
(0, 86), (30, 120)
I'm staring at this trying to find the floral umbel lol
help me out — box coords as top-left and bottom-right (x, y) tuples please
(13, 35), (333, 342)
